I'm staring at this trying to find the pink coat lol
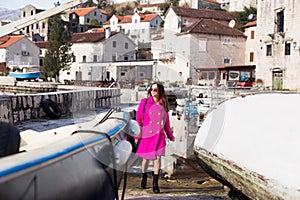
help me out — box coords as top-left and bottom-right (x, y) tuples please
(135, 97), (175, 160)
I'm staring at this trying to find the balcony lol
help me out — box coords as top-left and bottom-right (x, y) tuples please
(158, 52), (175, 63)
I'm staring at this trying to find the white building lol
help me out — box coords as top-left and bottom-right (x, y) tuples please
(136, 3), (166, 16)
(218, 0), (257, 12)
(244, 20), (257, 66)
(17, 5), (48, 41)
(256, 0), (300, 90)
(103, 13), (163, 49)
(59, 29), (137, 83)
(0, 35), (40, 67)
(152, 6), (246, 85)
(139, 0), (168, 5)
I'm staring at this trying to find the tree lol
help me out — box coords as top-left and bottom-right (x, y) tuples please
(231, 6), (257, 31)
(83, 0), (97, 7)
(44, 14), (72, 81)
(88, 19), (101, 28)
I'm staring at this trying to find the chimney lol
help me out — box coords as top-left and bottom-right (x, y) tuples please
(105, 27), (111, 39)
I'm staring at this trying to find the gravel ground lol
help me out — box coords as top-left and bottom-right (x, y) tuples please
(119, 157), (230, 200)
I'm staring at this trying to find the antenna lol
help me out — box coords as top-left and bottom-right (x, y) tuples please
(228, 20), (236, 28)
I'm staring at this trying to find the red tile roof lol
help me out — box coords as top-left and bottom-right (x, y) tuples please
(0, 35), (24, 48)
(185, 18), (245, 37)
(171, 6), (234, 21)
(88, 28), (105, 33)
(71, 31), (118, 43)
(204, 0), (220, 4)
(34, 41), (48, 48)
(68, 7), (107, 16)
(104, 14), (159, 25)
(244, 20), (256, 28)
(139, 14), (158, 22)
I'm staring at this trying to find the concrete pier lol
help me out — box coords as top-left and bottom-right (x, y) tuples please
(0, 81), (121, 124)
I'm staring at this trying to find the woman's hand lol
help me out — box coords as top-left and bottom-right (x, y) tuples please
(134, 139), (139, 144)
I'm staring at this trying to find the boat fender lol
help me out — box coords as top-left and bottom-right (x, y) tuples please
(41, 99), (62, 119)
(0, 122), (20, 157)
(114, 140), (132, 166)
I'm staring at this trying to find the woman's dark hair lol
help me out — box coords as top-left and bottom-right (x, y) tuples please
(147, 82), (170, 112)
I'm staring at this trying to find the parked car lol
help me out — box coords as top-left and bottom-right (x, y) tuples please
(235, 77), (255, 88)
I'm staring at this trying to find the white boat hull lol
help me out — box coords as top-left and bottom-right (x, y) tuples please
(0, 111), (136, 200)
(194, 93), (300, 199)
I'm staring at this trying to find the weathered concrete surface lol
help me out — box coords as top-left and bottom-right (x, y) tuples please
(119, 158), (230, 200)
(0, 87), (121, 124)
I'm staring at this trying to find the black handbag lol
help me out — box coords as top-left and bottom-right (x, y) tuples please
(129, 99), (147, 153)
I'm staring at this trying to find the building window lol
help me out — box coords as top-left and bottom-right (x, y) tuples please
(31, 10), (34, 15)
(209, 72), (215, 80)
(199, 41), (206, 52)
(83, 56), (86, 62)
(87, 18), (90, 23)
(266, 44), (272, 56)
(249, 52), (254, 62)
(183, 19), (188, 25)
(277, 10), (284, 32)
(23, 12), (25, 17)
(250, 30), (255, 39)
(94, 11), (97, 16)
(224, 58), (230, 64)
(72, 55), (76, 62)
(36, 23), (39, 29)
(113, 41), (116, 48)
(112, 55), (116, 61)
(125, 42), (128, 49)
(285, 42), (291, 55)
(201, 72), (207, 80)
(124, 56), (128, 60)
(224, 38), (231, 43)
(93, 55), (97, 62)
(42, 22), (45, 29)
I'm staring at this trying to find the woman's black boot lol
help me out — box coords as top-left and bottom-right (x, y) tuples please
(153, 174), (160, 193)
(141, 173), (147, 189)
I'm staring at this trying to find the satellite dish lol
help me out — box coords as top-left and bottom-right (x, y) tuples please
(248, 14), (254, 20)
(228, 20), (236, 28)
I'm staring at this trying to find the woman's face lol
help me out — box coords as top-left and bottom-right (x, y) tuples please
(150, 84), (159, 98)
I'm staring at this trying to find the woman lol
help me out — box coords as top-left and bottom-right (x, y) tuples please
(134, 82), (175, 193)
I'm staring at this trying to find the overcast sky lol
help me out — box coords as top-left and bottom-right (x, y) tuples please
(0, 0), (80, 10)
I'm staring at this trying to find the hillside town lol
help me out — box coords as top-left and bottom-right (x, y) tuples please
(2, 1), (300, 200)
(0, 0), (299, 90)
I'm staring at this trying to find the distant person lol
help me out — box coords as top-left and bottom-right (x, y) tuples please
(134, 82), (175, 193)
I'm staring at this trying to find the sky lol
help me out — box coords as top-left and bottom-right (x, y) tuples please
(0, 0), (80, 10)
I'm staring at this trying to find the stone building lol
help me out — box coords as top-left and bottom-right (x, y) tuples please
(152, 6), (246, 85)
(256, 0), (300, 90)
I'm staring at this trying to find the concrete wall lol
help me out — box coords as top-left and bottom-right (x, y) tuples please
(0, 88), (121, 124)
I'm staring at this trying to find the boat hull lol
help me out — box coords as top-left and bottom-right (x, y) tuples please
(0, 111), (134, 200)
(194, 93), (300, 200)
(0, 142), (121, 200)
(8, 71), (41, 80)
